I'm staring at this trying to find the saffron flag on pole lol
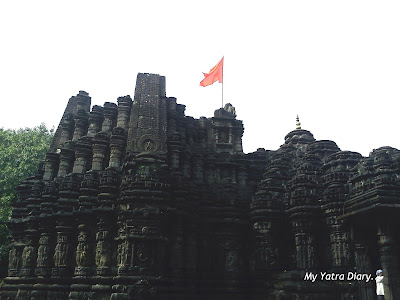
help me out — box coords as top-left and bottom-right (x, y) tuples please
(200, 57), (224, 87)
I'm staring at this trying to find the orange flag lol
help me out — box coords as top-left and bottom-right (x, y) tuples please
(200, 57), (224, 87)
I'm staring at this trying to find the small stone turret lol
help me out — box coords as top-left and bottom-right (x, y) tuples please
(211, 103), (244, 155)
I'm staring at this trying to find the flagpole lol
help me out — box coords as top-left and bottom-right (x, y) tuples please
(221, 56), (224, 108)
(222, 81), (224, 108)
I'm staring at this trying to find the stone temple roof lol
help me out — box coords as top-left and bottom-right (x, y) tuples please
(284, 128), (315, 145)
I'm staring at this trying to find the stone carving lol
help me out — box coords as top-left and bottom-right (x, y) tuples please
(54, 243), (71, 267)
(35, 235), (51, 276)
(21, 246), (34, 268)
(53, 231), (73, 277)
(95, 239), (110, 268)
(223, 103), (236, 116)
(8, 247), (20, 276)
(76, 232), (89, 268)
(143, 139), (156, 152)
(119, 241), (129, 265)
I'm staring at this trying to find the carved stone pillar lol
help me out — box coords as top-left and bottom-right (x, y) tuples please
(87, 105), (104, 137)
(167, 97), (177, 136)
(52, 223), (74, 278)
(117, 95), (133, 131)
(291, 219), (316, 270)
(91, 132), (109, 171)
(297, 233), (313, 270)
(59, 114), (74, 146)
(167, 133), (182, 173)
(253, 222), (279, 271)
(74, 224), (93, 277)
(35, 231), (53, 277)
(95, 168), (118, 277)
(109, 127), (126, 168)
(327, 221), (350, 270)
(43, 152), (60, 181)
(57, 141), (75, 178)
(8, 246), (21, 277)
(20, 227), (38, 277)
(98, 168), (119, 207)
(330, 226), (341, 267)
(116, 235), (129, 276)
(378, 224), (400, 299)
(12, 180), (33, 219)
(34, 212), (56, 280)
(251, 153), (288, 275)
(26, 180), (45, 217)
(7, 226), (24, 277)
(354, 240), (374, 300)
(233, 125), (244, 153)
(95, 218), (112, 276)
(40, 180), (59, 215)
(72, 136), (92, 174)
(76, 90), (91, 113)
(72, 110), (89, 142)
(79, 171), (100, 209)
(58, 173), (82, 213)
(101, 102), (118, 134)
(321, 151), (361, 271)
(287, 154), (321, 270)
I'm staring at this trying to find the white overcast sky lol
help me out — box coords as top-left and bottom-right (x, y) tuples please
(1, 1), (399, 156)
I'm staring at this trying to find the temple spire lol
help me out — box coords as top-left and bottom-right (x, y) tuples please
(296, 115), (301, 129)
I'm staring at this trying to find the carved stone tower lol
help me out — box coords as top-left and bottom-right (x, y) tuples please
(127, 73), (168, 155)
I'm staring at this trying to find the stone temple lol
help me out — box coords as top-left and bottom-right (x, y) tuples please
(2, 73), (400, 300)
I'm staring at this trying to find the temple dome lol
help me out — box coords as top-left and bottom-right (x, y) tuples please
(284, 129), (315, 147)
(284, 116), (315, 147)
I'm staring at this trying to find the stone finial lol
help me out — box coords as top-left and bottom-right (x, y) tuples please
(224, 103), (236, 116)
(296, 115), (301, 129)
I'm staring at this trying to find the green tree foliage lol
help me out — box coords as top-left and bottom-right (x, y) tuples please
(0, 124), (53, 271)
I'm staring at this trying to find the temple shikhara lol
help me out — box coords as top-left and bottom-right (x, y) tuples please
(2, 73), (400, 300)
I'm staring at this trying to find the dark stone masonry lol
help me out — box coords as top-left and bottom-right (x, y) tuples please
(2, 73), (400, 300)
